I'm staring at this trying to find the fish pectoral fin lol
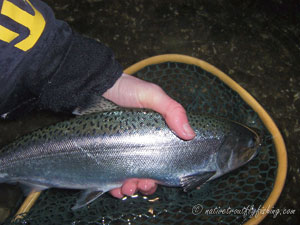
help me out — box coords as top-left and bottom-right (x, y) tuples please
(72, 96), (121, 115)
(180, 171), (216, 192)
(19, 182), (49, 196)
(72, 189), (105, 210)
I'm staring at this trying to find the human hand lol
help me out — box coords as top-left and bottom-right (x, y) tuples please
(102, 73), (195, 198)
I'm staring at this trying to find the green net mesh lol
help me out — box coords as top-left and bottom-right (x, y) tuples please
(6, 62), (277, 225)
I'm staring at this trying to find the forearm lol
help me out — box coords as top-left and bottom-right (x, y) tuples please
(0, 0), (122, 117)
(38, 32), (122, 113)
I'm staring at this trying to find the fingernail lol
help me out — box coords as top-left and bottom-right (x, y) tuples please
(183, 123), (196, 138)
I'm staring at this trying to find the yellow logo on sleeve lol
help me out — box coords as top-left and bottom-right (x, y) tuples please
(0, 0), (46, 51)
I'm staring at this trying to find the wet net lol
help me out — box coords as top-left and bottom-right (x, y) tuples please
(6, 61), (277, 225)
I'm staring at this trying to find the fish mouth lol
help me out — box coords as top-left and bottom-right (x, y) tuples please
(248, 126), (263, 159)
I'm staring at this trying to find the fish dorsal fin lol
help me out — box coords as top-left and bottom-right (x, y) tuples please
(71, 189), (105, 210)
(72, 96), (121, 115)
(180, 171), (216, 192)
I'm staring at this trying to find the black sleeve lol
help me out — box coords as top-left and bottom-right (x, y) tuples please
(0, 0), (122, 118)
(38, 32), (123, 113)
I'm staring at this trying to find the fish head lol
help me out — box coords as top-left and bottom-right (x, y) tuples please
(216, 124), (261, 174)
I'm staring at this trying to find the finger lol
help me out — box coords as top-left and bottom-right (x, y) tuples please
(162, 99), (196, 140)
(138, 84), (195, 140)
(140, 184), (157, 195)
(110, 188), (124, 199)
(137, 179), (157, 192)
(121, 179), (138, 196)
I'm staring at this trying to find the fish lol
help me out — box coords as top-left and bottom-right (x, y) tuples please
(0, 98), (260, 210)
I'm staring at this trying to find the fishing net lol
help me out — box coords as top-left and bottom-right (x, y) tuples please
(6, 57), (281, 224)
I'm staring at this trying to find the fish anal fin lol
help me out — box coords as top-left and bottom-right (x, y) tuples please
(72, 189), (105, 210)
(180, 171), (216, 192)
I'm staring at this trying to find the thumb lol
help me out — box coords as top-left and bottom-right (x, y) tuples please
(103, 74), (195, 140)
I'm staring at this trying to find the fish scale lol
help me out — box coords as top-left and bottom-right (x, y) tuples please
(0, 109), (260, 210)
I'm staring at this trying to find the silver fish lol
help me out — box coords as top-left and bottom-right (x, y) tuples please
(0, 103), (260, 210)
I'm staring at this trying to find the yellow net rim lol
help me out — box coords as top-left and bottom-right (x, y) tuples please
(15, 54), (287, 225)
